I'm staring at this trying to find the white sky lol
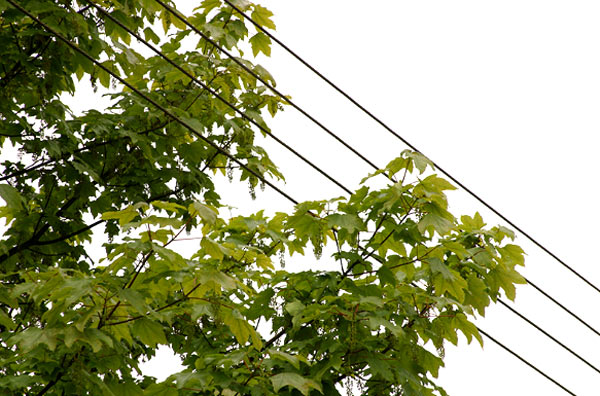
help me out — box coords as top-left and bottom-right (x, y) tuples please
(9, 0), (600, 394)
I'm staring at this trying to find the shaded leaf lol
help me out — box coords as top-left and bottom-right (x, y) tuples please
(271, 372), (322, 396)
(132, 318), (167, 347)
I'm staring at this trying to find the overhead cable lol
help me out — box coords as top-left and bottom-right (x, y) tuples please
(498, 298), (600, 375)
(413, 278), (582, 394)
(477, 327), (577, 395)
(525, 277), (600, 338)
(221, 0), (600, 296)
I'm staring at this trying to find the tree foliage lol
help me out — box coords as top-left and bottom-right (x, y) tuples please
(0, 1), (526, 395)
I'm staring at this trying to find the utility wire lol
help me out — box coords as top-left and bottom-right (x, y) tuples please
(498, 298), (600, 375)
(414, 277), (583, 394)
(525, 277), (600, 338)
(8, 3), (585, 394)
(151, 0), (385, 177)
(84, 1), (353, 196)
(222, 0), (600, 296)
(477, 327), (577, 396)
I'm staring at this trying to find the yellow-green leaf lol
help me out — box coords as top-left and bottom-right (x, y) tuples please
(249, 32), (271, 57)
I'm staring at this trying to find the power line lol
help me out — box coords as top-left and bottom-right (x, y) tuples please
(221, 0), (600, 297)
(414, 279), (583, 394)
(477, 327), (577, 396)
(498, 298), (600, 375)
(7, 3), (586, 394)
(525, 277), (600, 338)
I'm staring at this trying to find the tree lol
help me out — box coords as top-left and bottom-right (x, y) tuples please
(0, 1), (526, 395)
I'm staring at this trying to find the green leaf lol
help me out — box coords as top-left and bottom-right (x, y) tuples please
(359, 296), (385, 307)
(108, 323), (133, 345)
(144, 383), (178, 396)
(429, 258), (467, 301)
(460, 212), (486, 231)
(63, 327), (83, 349)
(143, 27), (161, 44)
(269, 349), (301, 369)
(453, 313), (483, 346)
(285, 300), (305, 316)
(0, 183), (24, 210)
(256, 253), (274, 269)
(249, 32), (271, 57)
(190, 202), (218, 224)
(0, 374), (41, 390)
(488, 266), (526, 300)
(427, 258), (454, 280)
(107, 382), (144, 396)
(102, 206), (139, 226)
(405, 150), (434, 173)
(418, 212), (454, 236)
(326, 213), (365, 233)
(498, 244), (526, 266)
(271, 373), (322, 396)
(132, 318), (167, 347)
(197, 268), (237, 291)
(118, 289), (149, 315)
(0, 309), (15, 330)
(420, 174), (456, 195)
(378, 265), (397, 286)
(366, 356), (394, 381)
(251, 5), (276, 30)
(201, 237), (225, 260)
(200, 0), (222, 13)
(10, 327), (57, 351)
(151, 200), (186, 214)
(180, 117), (204, 132)
(223, 311), (251, 346)
(464, 275), (490, 316)
(254, 64), (275, 85)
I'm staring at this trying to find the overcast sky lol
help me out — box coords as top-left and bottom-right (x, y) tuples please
(66, 1), (600, 394)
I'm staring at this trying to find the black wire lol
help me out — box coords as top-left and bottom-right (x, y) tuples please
(151, 0), (385, 177)
(221, 0), (600, 297)
(498, 298), (600, 375)
(477, 327), (577, 395)
(85, 0), (352, 196)
(525, 277), (600, 338)
(415, 276), (584, 394)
